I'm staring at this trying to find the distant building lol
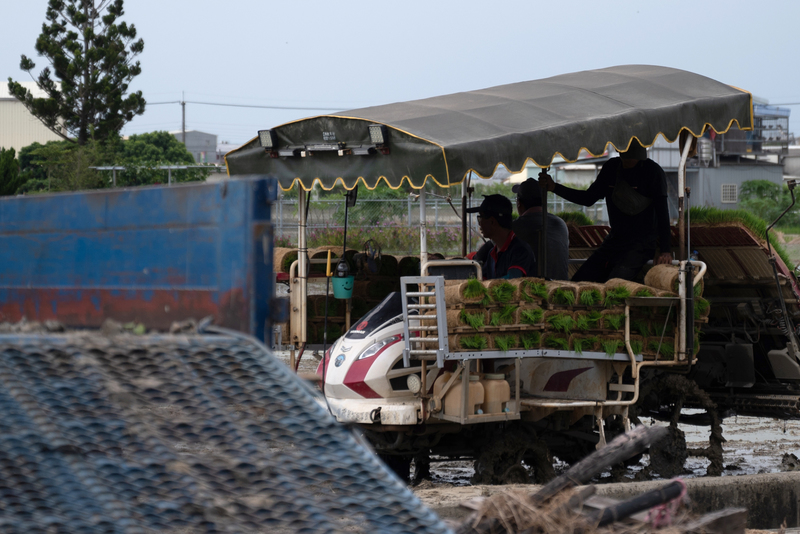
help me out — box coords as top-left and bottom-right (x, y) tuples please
(217, 141), (243, 164)
(170, 130), (217, 164)
(0, 81), (65, 152)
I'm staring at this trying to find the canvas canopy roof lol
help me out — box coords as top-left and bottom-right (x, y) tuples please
(225, 65), (752, 191)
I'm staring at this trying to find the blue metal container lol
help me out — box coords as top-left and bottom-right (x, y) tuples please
(0, 176), (278, 342)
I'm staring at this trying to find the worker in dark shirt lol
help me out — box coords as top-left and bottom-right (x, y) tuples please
(511, 178), (570, 280)
(466, 195), (535, 279)
(539, 139), (672, 283)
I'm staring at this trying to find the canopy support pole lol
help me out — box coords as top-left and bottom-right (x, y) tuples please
(677, 136), (693, 260)
(538, 168), (550, 278)
(461, 180), (467, 257)
(420, 188), (428, 268)
(298, 187), (308, 344)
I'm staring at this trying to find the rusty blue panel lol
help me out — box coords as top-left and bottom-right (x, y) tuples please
(0, 177), (277, 343)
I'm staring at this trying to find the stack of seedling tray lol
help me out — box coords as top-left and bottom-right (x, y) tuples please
(443, 266), (705, 359)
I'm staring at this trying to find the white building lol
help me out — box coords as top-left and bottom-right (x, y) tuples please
(0, 81), (65, 152)
(170, 129), (217, 164)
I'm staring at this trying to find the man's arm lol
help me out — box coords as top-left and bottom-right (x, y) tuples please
(540, 162), (612, 207)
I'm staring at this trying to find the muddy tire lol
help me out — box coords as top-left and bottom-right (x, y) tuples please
(472, 428), (554, 485)
(648, 424), (688, 478)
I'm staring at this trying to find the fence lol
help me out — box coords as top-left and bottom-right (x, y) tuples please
(273, 195), (607, 256)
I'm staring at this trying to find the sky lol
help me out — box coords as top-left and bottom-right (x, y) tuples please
(3, 0), (800, 146)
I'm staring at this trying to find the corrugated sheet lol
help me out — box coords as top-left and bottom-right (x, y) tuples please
(0, 330), (450, 533)
(0, 101), (64, 153)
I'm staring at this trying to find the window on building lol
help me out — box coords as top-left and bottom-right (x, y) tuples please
(721, 184), (738, 204)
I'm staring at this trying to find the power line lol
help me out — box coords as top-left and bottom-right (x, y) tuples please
(147, 99), (342, 111)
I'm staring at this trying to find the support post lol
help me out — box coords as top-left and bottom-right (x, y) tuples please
(419, 188), (428, 267)
(538, 168), (550, 278)
(677, 134), (693, 260)
(461, 179), (468, 257)
(298, 188), (308, 344)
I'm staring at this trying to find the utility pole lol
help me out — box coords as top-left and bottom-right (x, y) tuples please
(181, 91), (186, 144)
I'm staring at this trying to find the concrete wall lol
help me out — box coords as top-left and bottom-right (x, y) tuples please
(689, 164), (784, 209)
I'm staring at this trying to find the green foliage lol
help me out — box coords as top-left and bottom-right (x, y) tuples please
(551, 287), (576, 306)
(490, 305), (517, 326)
(520, 308), (544, 325)
(275, 235), (294, 247)
(579, 289), (602, 307)
(0, 148), (25, 196)
(604, 287), (631, 308)
(632, 319), (651, 338)
(546, 314), (574, 333)
(463, 279), (487, 300)
(648, 339), (675, 358)
(634, 288), (654, 297)
(14, 133), (205, 192)
(315, 184), (411, 226)
(575, 311), (602, 330)
(460, 309), (485, 329)
(573, 336), (597, 354)
(603, 313), (624, 331)
(694, 297), (710, 319)
(494, 335), (517, 352)
(523, 281), (548, 300)
(490, 281), (516, 303)
(460, 335), (488, 350)
(9, 0), (145, 145)
(113, 132), (207, 185)
(520, 332), (541, 350)
(601, 339), (621, 356)
(544, 335), (569, 350)
(739, 180), (799, 228)
(556, 211), (594, 226)
(630, 339), (644, 355)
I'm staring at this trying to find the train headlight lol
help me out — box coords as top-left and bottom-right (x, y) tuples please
(356, 334), (403, 360)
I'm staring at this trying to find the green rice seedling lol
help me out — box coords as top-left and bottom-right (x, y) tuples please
(694, 297), (710, 319)
(652, 319), (675, 338)
(491, 281), (517, 304)
(575, 311), (602, 331)
(463, 278), (487, 300)
(521, 332), (541, 350)
(557, 211), (594, 226)
(460, 309), (485, 330)
(490, 305), (518, 326)
(634, 288), (654, 297)
(632, 319), (651, 338)
(460, 335), (488, 350)
(604, 286), (631, 308)
(579, 289), (602, 307)
(546, 314), (574, 334)
(544, 335), (569, 350)
(520, 308), (544, 325)
(603, 313), (624, 331)
(572, 336), (598, 354)
(601, 339), (622, 356)
(526, 281), (548, 299)
(494, 335), (517, 352)
(551, 287), (576, 306)
(630, 339), (644, 355)
(647, 339), (675, 357)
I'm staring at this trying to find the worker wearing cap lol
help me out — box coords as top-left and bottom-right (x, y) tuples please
(466, 195), (535, 279)
(511, 178), (570, 280)
(539, 139), (672, 283)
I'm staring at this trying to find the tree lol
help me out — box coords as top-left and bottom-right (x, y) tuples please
(113, 131), (209, 186)
(8, 0), (145, 145)
(0, 148), (25, 196)
(740, 180), (799, 227)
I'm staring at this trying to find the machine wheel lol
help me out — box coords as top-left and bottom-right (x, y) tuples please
(472, 427), (555, 485)
(378, 454), (413, 482)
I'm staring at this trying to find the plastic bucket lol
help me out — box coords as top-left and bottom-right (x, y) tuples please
(332, 275), (355, 299)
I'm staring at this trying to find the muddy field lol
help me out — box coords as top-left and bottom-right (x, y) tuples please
(277, 349), (800, 486)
